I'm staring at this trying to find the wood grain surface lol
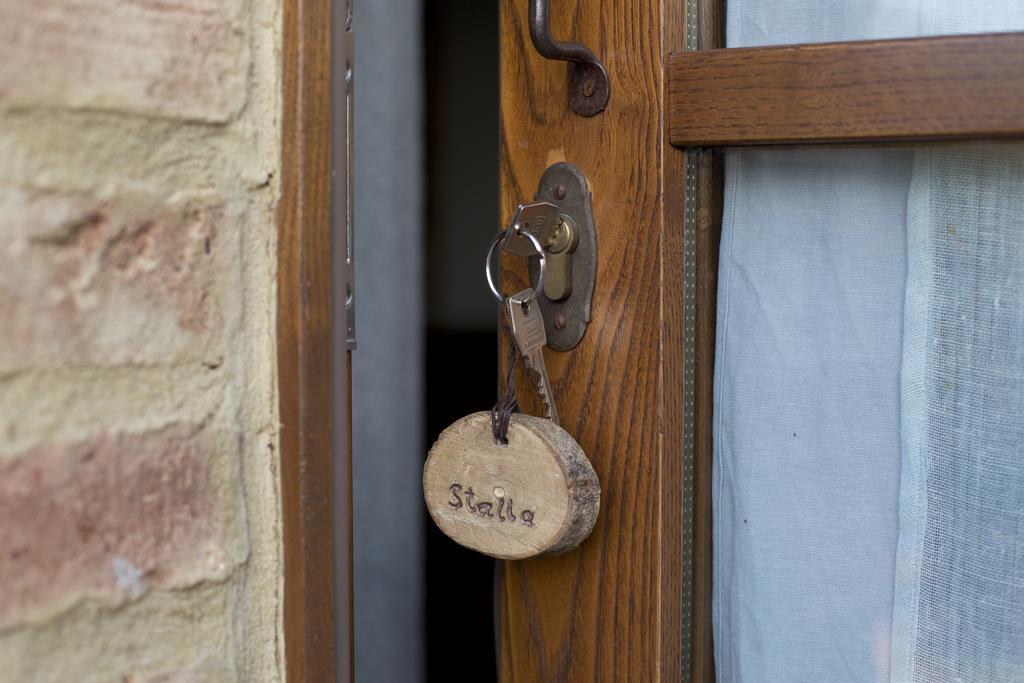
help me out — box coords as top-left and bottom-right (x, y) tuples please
(424, 412), (599, 560)
(498, 0), (692, 679)
(277, 0), (345, 679)
(669, 32), (1024, 146)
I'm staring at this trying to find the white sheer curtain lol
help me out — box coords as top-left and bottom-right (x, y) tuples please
(714, 3), (1024, 681)
(895, 147), (1024, 681)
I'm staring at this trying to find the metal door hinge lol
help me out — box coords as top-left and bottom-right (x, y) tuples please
(335, 0), (356, 349)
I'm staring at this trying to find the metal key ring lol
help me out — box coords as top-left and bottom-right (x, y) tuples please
(485, 227), (547, 304)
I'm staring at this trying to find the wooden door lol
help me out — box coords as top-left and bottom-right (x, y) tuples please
(497, 1), (1024, 681)
(498, 1), (709, 680)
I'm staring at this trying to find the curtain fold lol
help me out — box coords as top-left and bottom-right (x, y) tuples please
(894, 147), (1024, 681)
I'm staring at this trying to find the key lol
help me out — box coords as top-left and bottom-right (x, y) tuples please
(506, 289), (559, 425)
(502, 202), (561, 258)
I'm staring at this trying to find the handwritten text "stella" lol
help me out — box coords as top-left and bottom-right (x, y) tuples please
(448, 483), (535, 527)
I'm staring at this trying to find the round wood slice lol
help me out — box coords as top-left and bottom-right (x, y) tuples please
(423, 411), (600, 560)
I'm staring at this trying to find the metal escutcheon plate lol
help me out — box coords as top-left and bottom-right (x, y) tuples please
(529, 162), (597, 351)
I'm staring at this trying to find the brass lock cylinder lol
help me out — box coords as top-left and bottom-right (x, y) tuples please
(542, 215), (579, 301)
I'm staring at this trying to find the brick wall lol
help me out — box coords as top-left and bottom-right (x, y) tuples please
(0, 1), (284, 680)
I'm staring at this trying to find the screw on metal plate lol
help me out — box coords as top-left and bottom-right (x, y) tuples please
(528, 0), (609, 117)
(527, 162), (597, 350)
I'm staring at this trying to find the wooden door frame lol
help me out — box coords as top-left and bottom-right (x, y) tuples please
(277, 0), (352, 680)
(500, 0), (1024, 681)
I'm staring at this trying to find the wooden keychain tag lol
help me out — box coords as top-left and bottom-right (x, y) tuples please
(423, 411), (599, 560)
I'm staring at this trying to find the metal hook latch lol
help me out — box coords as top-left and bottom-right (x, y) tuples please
(528, 0), (610, 117)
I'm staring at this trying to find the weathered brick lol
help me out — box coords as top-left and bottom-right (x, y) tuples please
(0, 187), (227, 371)
(0, 0), (247, 122)
(0, 425), (241, 630)
(0, 582), (239, 681)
